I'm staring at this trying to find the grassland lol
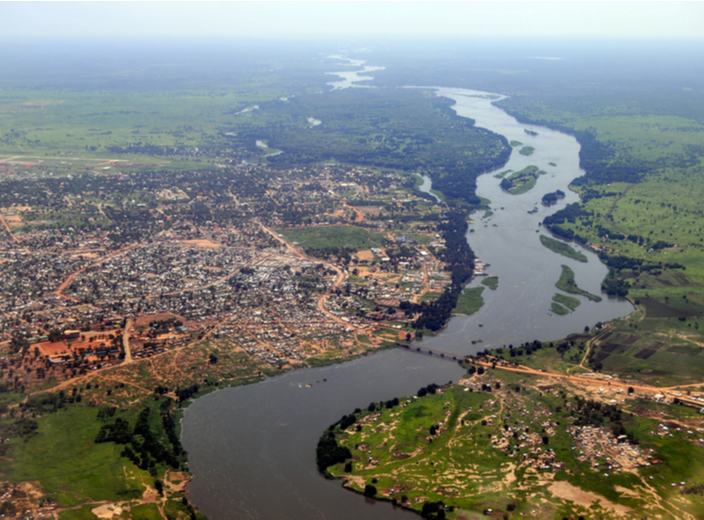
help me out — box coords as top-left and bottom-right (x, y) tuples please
(325, 369), (704, 519)
(481, 276), (499, 290)
(0, 89), (283, 172)
(540, 235), (588, 263)
(452, 286), (485, 315)
(2, 405), (143, 507)
(278, 225), (384, 251)
(556, 265), (602, 302)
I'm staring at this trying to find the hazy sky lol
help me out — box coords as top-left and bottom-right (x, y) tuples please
(2, 2), (703, 39)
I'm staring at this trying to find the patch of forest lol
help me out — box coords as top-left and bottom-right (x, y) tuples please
(232, 88), (511, 206)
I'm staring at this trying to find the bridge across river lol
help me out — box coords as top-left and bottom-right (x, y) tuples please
(395, 342), (466, 361)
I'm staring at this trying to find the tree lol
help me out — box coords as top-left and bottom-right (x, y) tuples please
(364, 484), (377, 497)
(421, 501), (446, 520)
(154, 479), (164, 496)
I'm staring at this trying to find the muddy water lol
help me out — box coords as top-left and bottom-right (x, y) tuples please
(181, 349), (463, 519)
(419, 88), (633, 353)
(182, 87), (633, 519)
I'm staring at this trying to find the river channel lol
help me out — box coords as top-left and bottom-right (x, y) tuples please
(181, 85), (634, 519)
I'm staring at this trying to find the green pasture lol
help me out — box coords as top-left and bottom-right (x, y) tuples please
(278, 225), (384, 251)
(1, 405), (145, 507)
(326, 370), (704, 518)
(588, 319), (704, 385)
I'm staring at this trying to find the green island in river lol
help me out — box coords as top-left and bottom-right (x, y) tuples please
(555, 265), (602, 302)
(540, 235), (589, 263)
(499, 165), (545, 195)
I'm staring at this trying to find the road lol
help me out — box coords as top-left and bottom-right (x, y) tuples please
(342, 201), (364, 223)
(0, 211), (31, 254)
(54, 243), (143, 301)
(123, 318), (133, 363)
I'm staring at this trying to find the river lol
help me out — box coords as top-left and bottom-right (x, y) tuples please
(325, 55), (386, 90)
(181, 84), (633, 519)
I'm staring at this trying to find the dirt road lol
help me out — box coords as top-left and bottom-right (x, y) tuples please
(123, 318), (133, 363)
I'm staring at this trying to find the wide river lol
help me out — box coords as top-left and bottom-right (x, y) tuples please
(181, 87), (634, 519)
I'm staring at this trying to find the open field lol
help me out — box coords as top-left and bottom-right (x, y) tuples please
(278, 225), (384, 252)
(325, 369), (704, 519)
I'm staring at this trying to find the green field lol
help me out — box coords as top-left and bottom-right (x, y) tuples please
(540, 235), (588, 263)
(2, 405), (145, 506)
(452, 286), (485, 315)
(586, 315), (704, 385)
(555, 265), (602, 302)
(323, 371), (704, 519)
(480, 276), (499, 290)
(279, 225), (384, 251)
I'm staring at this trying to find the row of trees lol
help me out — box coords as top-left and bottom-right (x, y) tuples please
(95, 401), (186, 474)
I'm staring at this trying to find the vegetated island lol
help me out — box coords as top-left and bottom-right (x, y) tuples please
(555, 265), (601, 301)
(452, 286), (485, 316)
(519, 146), (535, 156)
(540, 235), (588, 263)
(509, 140), (523, 147)
(541, 189), (565, 206)
(552, 293), (581, 315)
(481, 276), (499, 290)
(551, 301), (569, 315)
(493, 169), (513, 179)
(499, 165), (545, 195)
(524, 128), (538, 136)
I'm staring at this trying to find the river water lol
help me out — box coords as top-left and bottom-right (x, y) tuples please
(181, 85), (633, 519)
(418, 88), (633, 353)
(325, 55), (386, 90)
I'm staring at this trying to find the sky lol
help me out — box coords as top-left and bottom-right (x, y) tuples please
(1, 2), (703, 40)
